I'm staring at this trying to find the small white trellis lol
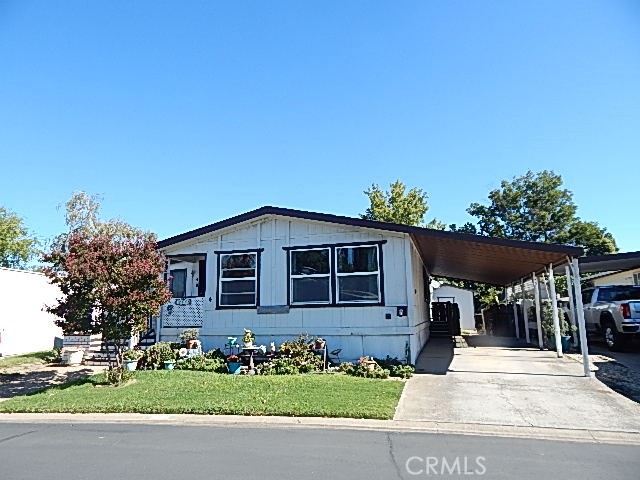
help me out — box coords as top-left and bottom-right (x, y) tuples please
(161, 297), (204, 327)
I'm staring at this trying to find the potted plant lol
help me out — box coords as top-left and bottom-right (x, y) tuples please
(227, 354), (243, 374)
(123, 349), (142, 371)
(179, 328), (200, 349)
(537, 302), (577, 351)
(159, 345), (178, 370)
(242, 328), (255, 348)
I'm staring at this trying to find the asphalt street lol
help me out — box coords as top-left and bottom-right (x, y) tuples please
(0, 423), (638, 480)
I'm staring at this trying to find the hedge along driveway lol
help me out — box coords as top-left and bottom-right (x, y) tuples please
(0, 371), (405, 419)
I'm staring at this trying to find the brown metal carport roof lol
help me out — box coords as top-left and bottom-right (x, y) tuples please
(409, 229), (582, 286)
(576, 250), (640, 274)
(157, 206), (584, 286)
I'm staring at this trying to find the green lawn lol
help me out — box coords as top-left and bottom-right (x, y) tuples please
(0, 350), (55, 368)
(0, 371), (405, 419)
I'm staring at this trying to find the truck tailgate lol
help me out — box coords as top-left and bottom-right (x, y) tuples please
(630, 302), (640, 320)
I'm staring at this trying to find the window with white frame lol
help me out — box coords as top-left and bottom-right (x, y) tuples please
(634, 272), (640, 286)
(290, 248), (331, 304)
(218, 252), (257, 307)
(336, 245), (380, 303)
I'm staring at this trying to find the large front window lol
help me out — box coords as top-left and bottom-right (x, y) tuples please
(336, 245), (380, 303)
(219, 252), (257, 306)
(286, 242), (383, 306)
(290, 248), (331, 304)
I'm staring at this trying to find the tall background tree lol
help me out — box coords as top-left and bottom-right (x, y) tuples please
(362, 172), (618, 311)
(466, 170), (617, 255)
(361, 180), (487, 308)
(0, 207), (37, 268)
(461, 170), (618, 303)
(44, 192), (170, 380)
(361, 180), (444, 228)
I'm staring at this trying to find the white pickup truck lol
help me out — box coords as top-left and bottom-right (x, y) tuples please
(582, 285), (640, 351)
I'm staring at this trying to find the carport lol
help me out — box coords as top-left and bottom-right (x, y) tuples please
(575, 250), (640, 275)
(404, 227), (591, 377)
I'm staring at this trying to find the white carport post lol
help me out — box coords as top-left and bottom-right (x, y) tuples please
(564, 265), (578, 345)
(548, 264), (563, 358)
(533, 273), (544, 349)
(521, 278), (530, 344)
(569, 257), (591, 377)
(511, 284), (520, 339)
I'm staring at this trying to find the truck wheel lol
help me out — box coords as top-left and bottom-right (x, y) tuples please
(603, 322), (625, 351)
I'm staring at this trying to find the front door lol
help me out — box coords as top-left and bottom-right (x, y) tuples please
(170, 268), (187, 298)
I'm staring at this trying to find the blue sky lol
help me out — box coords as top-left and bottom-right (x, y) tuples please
(1, 1), (639, 251)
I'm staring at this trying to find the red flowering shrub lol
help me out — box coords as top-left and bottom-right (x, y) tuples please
(44, 230), (171, 370)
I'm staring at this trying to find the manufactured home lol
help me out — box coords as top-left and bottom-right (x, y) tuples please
(155, 206), (583, 364)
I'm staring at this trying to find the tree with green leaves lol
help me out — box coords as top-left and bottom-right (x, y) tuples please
(0, 207), (37, 268)
(50, 192), (142, 253)
(466, 170), (617, 255)
(362, 180), (444, 228)
(560, 220), (617, 256)
(44, 192), (170, 383)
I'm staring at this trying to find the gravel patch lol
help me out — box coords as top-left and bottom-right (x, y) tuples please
(567, 352), (640, 403)
(0, 362), (106, 401)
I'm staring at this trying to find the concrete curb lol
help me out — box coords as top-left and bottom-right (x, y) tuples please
(1, 413), (639, 445)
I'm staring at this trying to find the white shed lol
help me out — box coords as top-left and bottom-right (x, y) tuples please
(431, 283), (476, 330)
(0, 267), (63, 357)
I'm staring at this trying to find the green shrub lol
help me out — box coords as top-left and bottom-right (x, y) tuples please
(278, 334), (323, 373)
(373, 356), (403, 369)
(339, 358), (390, 379)
(204, 348), (226, 360)
(104, 367), (134, 386)
(256, 358), (293, 375)
(338, 362), (356, 375)
(139, 342), (178, 370)
(349, 365), (389, 379)
(43, 348), (62, 363)
(374, 356), (414, 378)
(178, 328), (200, 342)
(529, 301), (577, 340)
(123, 349), (143, 361)
(390, 365), (414, 379)
(175, 355), (227, 373)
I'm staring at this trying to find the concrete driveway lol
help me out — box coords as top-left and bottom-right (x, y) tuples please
(395, 337), (640, 433)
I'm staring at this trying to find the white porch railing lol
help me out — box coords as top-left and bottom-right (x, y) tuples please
(160, 297), (205, 328)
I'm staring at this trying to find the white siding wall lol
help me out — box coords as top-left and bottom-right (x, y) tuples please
(592, 268), (640, 287)
(0, 268), (63, 356)
(407, 239), (430, 363)
(160, 215), (425, 362)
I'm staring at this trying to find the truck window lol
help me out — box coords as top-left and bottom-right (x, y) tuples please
(596, 289), (613, 302)
(608, 286), (640, 301)
(582, 290), (593, 304)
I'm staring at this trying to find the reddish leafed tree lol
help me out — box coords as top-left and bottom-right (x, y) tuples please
(44, 230), (171, 370)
